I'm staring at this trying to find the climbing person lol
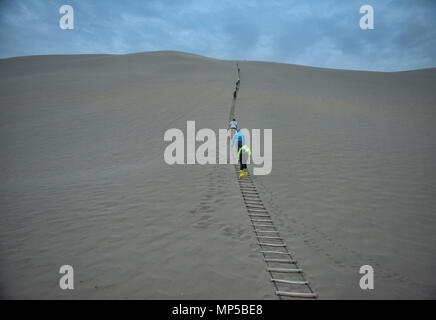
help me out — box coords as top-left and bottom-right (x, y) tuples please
(229, 118), (237, 137)
(238, 144), (251, 178)
(233, 90), (237, 99)
(229, 118), (238, 130)
(231, 129), (249, 178)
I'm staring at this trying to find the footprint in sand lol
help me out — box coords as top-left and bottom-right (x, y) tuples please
(199, 205), (215, 213)
(194, 215), (213, 229)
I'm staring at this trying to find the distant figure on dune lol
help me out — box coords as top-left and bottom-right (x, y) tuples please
(229, 118), (238, 137)
(230, 118), (238, 130)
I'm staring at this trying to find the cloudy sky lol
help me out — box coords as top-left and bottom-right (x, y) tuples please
(0, 0), (435, 71)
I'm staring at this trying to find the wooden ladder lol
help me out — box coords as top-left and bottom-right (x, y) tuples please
(236, 166), (317, 299)
(229, 63), (317, 299)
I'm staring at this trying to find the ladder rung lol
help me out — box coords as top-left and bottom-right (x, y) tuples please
(246, 205), (265, 209)
(248, 209), (269, 213)
(256, 230), (279, 233)
(261, 250), (289, 255)
(276, 291), (317, 299)
(264, 258), (295, 263)
(259, 243), (286, 247)
(267, 268), (302, 273)
(244, 200), (263, 204)
(251, 219), (273, 223)
(248, 214), (270, 217)
(271, 279), (307, 285)
(256, 236), (283, 240)
(253, 224), (276, 228)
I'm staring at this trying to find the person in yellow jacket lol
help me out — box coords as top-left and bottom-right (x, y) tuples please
(237, 144), (251, 178)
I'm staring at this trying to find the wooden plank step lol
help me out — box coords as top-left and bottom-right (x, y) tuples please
(249, 214), (270, 218)
(242, 193), (259, 196)
(261, 250), (289, 255)
(244, 199), (263, 203)
(246, 205), (265, 209)
(248, 207), (266, 211)
(250, 219), (273, 223)
(246, 204), (265, 209)
(249, 212), (269, 216)
(256, 236), (283, 240)
(271, 279), (307, 285)
(255, 230), (279, 233)
(259, 243), (287, 247)
(253, 224), (276, 228)
(276, 291), (317, 299)
(264, 258), (295, 263)
(244, 197), (262, 201)
(247, 208), (269, 213)
(267, 268), (302, 273)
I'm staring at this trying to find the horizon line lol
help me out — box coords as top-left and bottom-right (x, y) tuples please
(1, 49), (435, 73)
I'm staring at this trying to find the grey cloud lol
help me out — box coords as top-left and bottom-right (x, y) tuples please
(0, 0), (435, 71)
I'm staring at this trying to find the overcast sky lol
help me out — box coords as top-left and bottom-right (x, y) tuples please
(0, 0), (435, 71)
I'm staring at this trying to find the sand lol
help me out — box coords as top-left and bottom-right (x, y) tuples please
(0, 51), (435, 299)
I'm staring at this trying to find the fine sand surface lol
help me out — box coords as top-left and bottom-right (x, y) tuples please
(0, 51), (435, 299)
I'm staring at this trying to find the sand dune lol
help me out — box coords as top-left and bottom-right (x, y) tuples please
(0, 51), (435, 299)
